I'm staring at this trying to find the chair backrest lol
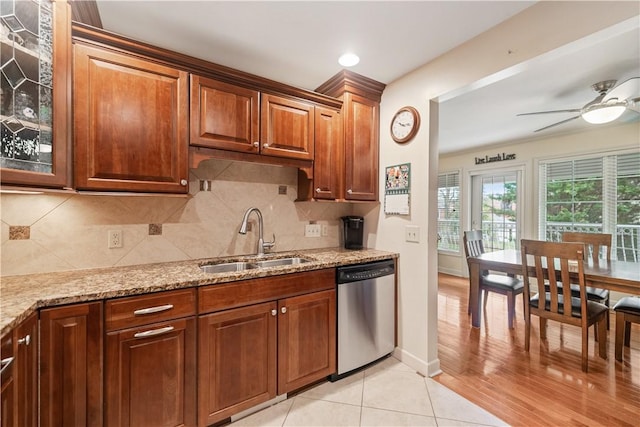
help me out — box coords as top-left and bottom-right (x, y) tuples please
(561, 232), (612, 263)
(520, 239), (587, 322)
(463, 230), (485, 259)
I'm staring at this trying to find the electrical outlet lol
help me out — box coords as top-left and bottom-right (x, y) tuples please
(108, 230), (123, 248)
(305, 224), (321, 238)
(405, 225), (420, 243)
(321, 224), (328, 237)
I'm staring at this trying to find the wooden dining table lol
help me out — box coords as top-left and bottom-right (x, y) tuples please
(466, 249), (640, 328)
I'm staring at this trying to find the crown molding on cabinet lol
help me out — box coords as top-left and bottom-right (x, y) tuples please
(69, 0), (103, 28)
(71, 22), (343, 111)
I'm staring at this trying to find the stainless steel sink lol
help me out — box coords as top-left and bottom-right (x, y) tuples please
(199, 261), (257, 274)
(199, 257), (311, 273)
(250, 257), (310, 268)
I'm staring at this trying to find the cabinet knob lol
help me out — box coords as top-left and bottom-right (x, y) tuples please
(180, 179), (188, 186)
(315, 188), (321, 193)
(263, 143), (270, 148)
(271, 309), (277, 316)
(17, 335), (30, 346)
(347, 189), (353, 194)
(281, 307), (287, 314)
(253, 141), (260, 148)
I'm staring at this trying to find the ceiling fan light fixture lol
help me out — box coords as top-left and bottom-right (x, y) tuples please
(581, 100), (627, 124)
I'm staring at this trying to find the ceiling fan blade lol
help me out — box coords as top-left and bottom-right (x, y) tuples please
(533, 115), (581, 132)
(517, 108), (581, 116)
(605, 77), (639, 101)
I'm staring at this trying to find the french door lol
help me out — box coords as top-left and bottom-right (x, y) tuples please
(470, 170), (522, 252)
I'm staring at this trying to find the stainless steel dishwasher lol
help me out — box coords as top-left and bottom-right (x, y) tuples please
(332, 259), (395, 380)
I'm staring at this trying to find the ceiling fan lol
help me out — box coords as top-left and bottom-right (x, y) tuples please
(518, 77), (640, 132)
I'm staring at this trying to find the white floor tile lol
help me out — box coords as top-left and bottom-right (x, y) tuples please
(425, 379), (508, 427)
(363, 367), (434, 417)
(360, 407), (438, 426)
(298, 371), (364, 406)
(231, 399), (293, 427)
(228, 357), (510, 427)
(283, 396), (362, 427)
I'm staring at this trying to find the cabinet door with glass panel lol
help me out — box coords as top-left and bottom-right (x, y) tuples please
(0, 0), (70, 188)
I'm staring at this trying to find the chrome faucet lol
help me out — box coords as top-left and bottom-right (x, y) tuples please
(239, 207), (275, 256)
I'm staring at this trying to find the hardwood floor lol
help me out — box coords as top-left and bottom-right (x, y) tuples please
(435, 273), (640, 427)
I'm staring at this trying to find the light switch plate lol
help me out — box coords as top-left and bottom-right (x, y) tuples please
(405, 225), (420, 243)
(305, 224), (321, 237)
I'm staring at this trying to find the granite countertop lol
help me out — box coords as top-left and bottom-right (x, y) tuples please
(0, 247), (397, 336)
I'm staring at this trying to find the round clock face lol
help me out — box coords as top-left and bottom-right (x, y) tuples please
(391, 107), (420, 143)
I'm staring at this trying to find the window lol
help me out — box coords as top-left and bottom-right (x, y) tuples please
(539, 151), (640, 262)
(438, 172), (460, 251)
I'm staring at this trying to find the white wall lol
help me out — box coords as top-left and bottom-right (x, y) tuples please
(373, 1), (639, 377)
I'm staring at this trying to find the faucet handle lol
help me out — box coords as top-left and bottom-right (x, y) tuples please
(263, 233), (276, 252)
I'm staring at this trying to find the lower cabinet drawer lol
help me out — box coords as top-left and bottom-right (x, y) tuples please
(105, 288), (196, 331)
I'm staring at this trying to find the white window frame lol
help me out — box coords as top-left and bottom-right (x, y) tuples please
(437, 170), (461, 254)
(537, 149), (640, 262)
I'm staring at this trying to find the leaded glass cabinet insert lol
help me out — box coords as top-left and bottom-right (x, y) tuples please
(1, 0), (54, 172)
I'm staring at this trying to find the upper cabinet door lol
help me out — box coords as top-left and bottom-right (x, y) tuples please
(190, 75), (260, 154)
(344, 93), (378, 201)
(73, 43), (189, 193)
(0, 0), (71, 188)
(260, 94), (314, 161)
(313, 107), (342, 200)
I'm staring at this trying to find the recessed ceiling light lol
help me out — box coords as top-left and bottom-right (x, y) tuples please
(338, 53), (360, 67)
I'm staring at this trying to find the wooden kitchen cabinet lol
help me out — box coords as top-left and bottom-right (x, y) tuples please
(343, 92), (380, 201)
(277, 289), (336, 394)
(190, 75), (260, 154)
(0, 0), (71, 189)
(73, 42), (189, 193)
(198, 302), (277, 426)
(311, 70), (386, 202)
(309, 106), (342, 200)
(14, 313), (37, 427)
(40, 302), (103, 427)
(1, 330), (15, 427)
(104, 289), (197, 427)
(260, 94), (314, 160)
(190, 75), (314, 161)
(0, 313), (38, 427)
(198, 269), (336, 425)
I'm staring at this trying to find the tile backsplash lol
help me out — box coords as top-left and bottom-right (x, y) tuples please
(0, 159), (362, 276)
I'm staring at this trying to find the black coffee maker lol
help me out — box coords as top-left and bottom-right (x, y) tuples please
(341, 216), (364, 249)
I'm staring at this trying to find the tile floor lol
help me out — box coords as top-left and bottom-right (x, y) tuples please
(229, 356), (508, 427)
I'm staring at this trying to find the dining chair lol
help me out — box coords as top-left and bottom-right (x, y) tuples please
(561, 232), (612, 328)
(463, 230), (524, 329)
(520, 239), (607, 372)
(613, 296), (640, 362)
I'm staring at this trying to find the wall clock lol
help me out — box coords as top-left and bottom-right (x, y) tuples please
(390, 106), (420, 143)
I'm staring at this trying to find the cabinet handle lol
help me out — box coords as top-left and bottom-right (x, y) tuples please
(180, 179), (188, 186)
(0, 357), (14, 375)
(133, 304), (174, 316)
(17, 335), (30, 346)
(271, 309), (277, 316)
(263, 143), (270, 148)
(253, 141), (260, 148)
(315, 188), (321, 193)
(281, 307), (287, 314)
(347, 189), (353, 194)
(134, 326), (175, 339)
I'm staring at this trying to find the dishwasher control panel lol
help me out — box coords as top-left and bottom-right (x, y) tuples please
(336, 259), (395, 283)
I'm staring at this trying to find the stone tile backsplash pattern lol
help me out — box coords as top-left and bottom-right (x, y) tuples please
(1, 160), (361, 276)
